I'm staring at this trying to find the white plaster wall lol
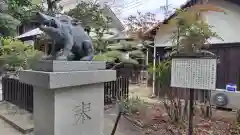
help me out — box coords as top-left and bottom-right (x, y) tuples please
(154, 27), (177, 47)
(154, 0), (240, 47)
(205, 0), (240, 44)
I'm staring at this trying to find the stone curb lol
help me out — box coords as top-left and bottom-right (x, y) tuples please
(0, 113), (33, 134)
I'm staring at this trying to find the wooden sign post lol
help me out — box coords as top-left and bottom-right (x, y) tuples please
(171, 56), (217, 135)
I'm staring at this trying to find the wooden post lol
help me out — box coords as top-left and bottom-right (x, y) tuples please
(188, 89), (194, 135)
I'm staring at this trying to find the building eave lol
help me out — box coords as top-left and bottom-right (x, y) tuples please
(143, 0), (199, 37)
(144, 0), (240, 38)
(103, 5), (125, 31)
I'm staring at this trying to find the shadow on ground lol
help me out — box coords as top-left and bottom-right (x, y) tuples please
(0, 102), (144, 135)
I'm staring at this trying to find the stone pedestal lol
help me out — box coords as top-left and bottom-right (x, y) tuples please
(19, 61), (116, 135)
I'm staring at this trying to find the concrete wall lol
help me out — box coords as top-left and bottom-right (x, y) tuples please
(154, 0), (240, 47)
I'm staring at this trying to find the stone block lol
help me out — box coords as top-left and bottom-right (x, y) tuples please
(19, 61), (116, 135)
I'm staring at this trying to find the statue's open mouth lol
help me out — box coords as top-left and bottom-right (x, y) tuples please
(35, 12), (59, 29)
(43, 19), (58, 28)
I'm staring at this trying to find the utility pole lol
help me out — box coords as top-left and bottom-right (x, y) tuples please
(152, 42), (156, 97)
(160, 0), (171, 19)
(151, 0), (171, 97)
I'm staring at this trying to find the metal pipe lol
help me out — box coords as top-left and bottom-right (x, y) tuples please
(152, 44), (156, 96)
(111, 112), (122, 135)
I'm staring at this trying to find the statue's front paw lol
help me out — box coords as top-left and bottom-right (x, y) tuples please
(56, 55), (67, 60)
(43, 55), (56, 60)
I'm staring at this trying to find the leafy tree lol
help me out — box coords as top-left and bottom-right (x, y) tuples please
(19, 0), (63, 23)
(93, 40), (145, 65)
(149, 3), (225, 122)
(0, 1), (21, 36)
(124, 11), (160, 40)
(92, 11), (156, 66)
(97, 11), (157, 67)
(0, 13), (20, 36)
(44, 0), (63, 16)
(6, 0), (31, 20)
(0, 0), (44, 36)
(6, 0), (62, 25)
(67, 1), (111, 34)
(162, 4), (225, 56)
(5, 0), (32, 7)
(0, 37), (43, 71)
(67, 1), (112, 53)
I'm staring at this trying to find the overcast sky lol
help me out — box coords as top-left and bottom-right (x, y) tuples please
(101, 0), (188, 21)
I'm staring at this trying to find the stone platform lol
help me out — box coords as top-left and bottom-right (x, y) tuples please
(19, 61), (116, 135)
(0, 102), (143, 135)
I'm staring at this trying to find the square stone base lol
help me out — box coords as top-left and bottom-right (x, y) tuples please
(19, 61), (116, 135)
(34, 83), (104, 135)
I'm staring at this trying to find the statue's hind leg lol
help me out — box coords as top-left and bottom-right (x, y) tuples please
(80, 40), (94, 61)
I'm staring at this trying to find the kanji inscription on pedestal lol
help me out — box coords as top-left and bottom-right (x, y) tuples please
(73, 102), (92, 124)
(171, 58), (217, 90)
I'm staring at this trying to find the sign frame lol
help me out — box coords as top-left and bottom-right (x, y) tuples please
(170, 55), (217, 90)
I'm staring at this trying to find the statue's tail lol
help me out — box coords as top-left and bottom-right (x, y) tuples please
(80, 55), (94, 61)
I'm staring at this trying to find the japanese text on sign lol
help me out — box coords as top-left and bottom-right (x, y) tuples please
(171, 58), (217, 90)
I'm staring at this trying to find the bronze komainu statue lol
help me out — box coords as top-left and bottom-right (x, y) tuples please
(36, 12), (94, 61)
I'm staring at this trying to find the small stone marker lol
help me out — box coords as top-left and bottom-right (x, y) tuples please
(19, 61), (116, 135)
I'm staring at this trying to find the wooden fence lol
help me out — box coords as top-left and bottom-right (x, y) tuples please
(115, 64), (147, 84)
(2, 76), (129, 113)
(2, 77), (33, 112)
(104, 77), (129, 104)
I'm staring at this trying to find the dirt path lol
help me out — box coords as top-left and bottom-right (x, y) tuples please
(129, 85), (161, 104)
(104, 105), (144, 135)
